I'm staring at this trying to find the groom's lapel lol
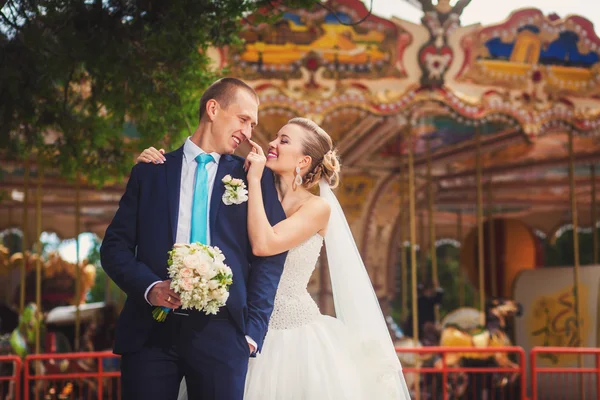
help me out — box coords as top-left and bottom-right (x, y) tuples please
(165, 146), (184, 243)
(210, 155), (236, 233)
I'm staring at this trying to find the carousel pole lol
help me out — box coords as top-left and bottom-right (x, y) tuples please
(419, 212), (426, 281)
(476, 127), (486, 325)
(34, 161), (43, 355)
(457, 210), (465, 307)
(20, 158), (30, 313)
(407, 126), (420, 400)
(568, 129), (582, 353)
(592, 165), (598, 265)
(407, 128), (419, 344)
(487, 180), (497, 297)
(399, 149), (408, 319)
(426, 138), (439, 322)
(75, 174), (82, 351)
(7, 208), (14, 305)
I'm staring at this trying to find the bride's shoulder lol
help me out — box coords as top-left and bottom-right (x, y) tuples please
(301, 195), (330, 216)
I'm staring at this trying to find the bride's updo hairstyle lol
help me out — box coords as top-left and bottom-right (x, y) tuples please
(287, 117), (341, 189)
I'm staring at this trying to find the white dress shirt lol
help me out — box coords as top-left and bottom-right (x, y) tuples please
(175, 137), (221, 246)
(143, 138), (257, 350)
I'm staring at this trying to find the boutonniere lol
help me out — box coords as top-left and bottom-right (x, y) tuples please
(222, 175), (248, 205)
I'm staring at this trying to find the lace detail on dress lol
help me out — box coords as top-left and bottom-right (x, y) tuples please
(268, 234), (324, 330)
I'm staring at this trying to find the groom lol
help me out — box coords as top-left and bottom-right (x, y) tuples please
(100, 78), (287, 400)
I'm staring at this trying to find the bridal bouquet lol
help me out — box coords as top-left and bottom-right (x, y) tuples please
(152, 243), (233, 322)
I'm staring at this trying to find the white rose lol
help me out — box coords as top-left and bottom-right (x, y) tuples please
(182, 253), (201, 269)
(174, 246), (190, 259)
(207, 280), (220, 290)
(213, 252), (225, 263)
(196, 260), (210, 276)
(236, 191), (248, 203)
(222, 192), (233, 205)
(217, 290), (230, 304)
(206, 266), (218, 280)
(230, 178), (243, 186)
(222, 175), (232, 184)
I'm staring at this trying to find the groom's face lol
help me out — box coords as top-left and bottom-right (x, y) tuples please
(211, 89), (258, 154)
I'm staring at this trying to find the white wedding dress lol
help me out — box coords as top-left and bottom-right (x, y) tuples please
(179, 181), (410, 399)
(244, 234), (409, 400)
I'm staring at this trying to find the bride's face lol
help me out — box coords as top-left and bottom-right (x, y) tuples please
(266, 123), (310, 176)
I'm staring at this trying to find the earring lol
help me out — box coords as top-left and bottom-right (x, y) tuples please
(294, 166), (303, 186)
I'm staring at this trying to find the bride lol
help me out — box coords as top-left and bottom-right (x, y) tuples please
(138, 118), (410, 399)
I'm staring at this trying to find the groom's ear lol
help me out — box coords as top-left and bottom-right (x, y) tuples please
(205, 99), (219, 121)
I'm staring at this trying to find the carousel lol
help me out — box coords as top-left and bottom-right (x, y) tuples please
(0, 0), (599, 398)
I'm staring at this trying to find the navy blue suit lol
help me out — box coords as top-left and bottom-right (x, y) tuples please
(100, 146), (287, 399)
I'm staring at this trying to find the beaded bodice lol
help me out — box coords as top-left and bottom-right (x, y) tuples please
(268, 234), (324, 330)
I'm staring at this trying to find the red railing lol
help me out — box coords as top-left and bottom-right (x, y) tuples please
(23, 351), (121, 400)
(7, 346), (600, 399)
(530, 346), (600, 400)
(0, 355), (21, 400)
(396, 346), (527, 399)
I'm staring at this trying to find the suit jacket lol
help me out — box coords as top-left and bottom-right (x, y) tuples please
(100, 146), (287, 354)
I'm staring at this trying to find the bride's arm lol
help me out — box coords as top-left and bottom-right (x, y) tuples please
(246, 141), (330, 257)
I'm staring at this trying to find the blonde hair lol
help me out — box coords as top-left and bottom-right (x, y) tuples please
(287, 117), (341, 189)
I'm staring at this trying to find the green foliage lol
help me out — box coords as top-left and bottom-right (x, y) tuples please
(391, 243), (478, 324)
(435, 244), (478, 315)
(0, 0), (315, 185)
(544, 227), (600, 267)
(88, 264), (124, 304)
(84, 235), (124, 303)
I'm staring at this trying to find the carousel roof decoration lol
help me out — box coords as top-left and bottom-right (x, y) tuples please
(457, 8), (600, 98)
(232, 0), (407, 81)
(416, 0), (472, 88)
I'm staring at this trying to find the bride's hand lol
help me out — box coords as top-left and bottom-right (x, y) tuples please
(136, 147), (166, 164)
(244, 139), (266, 182)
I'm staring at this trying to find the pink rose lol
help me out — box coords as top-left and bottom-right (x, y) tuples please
(180, 268), (193, 278)
(180, 277), (193, 292)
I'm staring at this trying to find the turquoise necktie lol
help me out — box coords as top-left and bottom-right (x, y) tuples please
(190, 153), (214, 244)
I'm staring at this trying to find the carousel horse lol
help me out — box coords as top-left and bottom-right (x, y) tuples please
(438, 298), (523, 399)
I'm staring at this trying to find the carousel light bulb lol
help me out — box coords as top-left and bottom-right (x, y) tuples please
(11, 190), (24, 202)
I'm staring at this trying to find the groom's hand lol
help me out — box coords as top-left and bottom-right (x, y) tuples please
(148, 280), (182, 308)
(248, 343), (256, 355)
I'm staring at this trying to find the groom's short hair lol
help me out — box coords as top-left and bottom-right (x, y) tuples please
(198, 78), (258, 122)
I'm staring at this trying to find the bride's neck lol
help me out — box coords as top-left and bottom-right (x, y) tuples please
(275, 173), (308, 202)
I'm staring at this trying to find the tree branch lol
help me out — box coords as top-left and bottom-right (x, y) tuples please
(0, 10), (19, 29)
